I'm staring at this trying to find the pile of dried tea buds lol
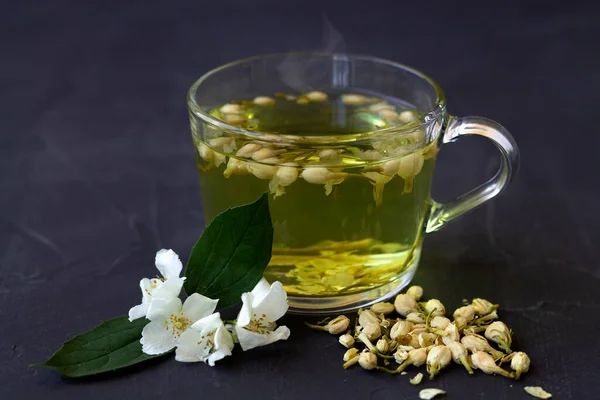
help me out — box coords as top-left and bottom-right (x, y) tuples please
(306, 286), (534, 386)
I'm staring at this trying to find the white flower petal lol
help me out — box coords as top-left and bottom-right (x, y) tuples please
(236, 325), (290, 351)
(141, 320), (177, 355)
(182, 293), (219, 322)
(139, 278), (157, 302)
(128, 303), (149, 322)
(207, 325), (234, 366)
(155, 249), (183, 279)
(252, 281), (288, 322)
(152, 277), (185, 300)
(147, 298), (182, 321)
(236, 293), (254, 328)
(251, 278), (271, 304)
(190, 312), (224, 332)
(175, 329), (208, 363)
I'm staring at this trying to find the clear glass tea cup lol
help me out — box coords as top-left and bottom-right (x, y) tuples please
(187, 53), (519, 314)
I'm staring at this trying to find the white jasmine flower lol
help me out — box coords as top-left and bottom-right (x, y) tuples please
(175, 312), (234, 366)
(235, 278), (290, 351)
(140, 293), (218, 355)
(128, 249), (186, 322)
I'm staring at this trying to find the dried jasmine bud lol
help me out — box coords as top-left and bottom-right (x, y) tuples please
(485, 321), (512, 353)
(410, 324), (429, 335)
(430, 316), (451, 331)
(453, 305), (476, 322)
(376, 338), (390, 354)
(510, 351), (531, 379)
(359, 149), (382, 161)
(341, 93), (370, 105)
(470, 351), (514, 378)
(393, 348), (428, 373)
(220, 103), (244, 114)
(358, 351), (378, 370)
(305, 315), (350, 335)
(394, 294), (418, 317)
(252, 147), (280, 161)
(209, 137), (237, 153)
(378, 109), (399, 123)
(343, 347), (359, 362)
(363, 322), (382, 341)
(424, 299), (446, 317)
(398, 110), (417, 123)
(358, 309), (381, 328)
(394, 348), (409, 364)
(318, 149), (342, 163)
(390, 320), (414, 340)
(222, 114), (247, 124)
(382, 158), (401, 176)
(236, 143), (262, 158)
(409, 372), (424, 385)
(407, 285), (424, 301)
(418, 332), (438, 348)
(524, 386), (552, 399)
(397, 152), (424, 193)
(339, 334), (355, 349)
(441, 323), (460, 343)
(419, 388), (446, 400)
(471, 298), (498, 316)
(248, 162), (278, 180)
(406, 312), (426, 324)
(380, 318), (392, 328)
(223, 157), (250, 178)
(461, 334), (504, 360)
(444, 340), (474, 374)
(253, 96), (275, 106)
(268, 162), (298, 198)
(305, 91), (329, 102)
(426, 345), (452, 379)
(300, 167), (347, 196)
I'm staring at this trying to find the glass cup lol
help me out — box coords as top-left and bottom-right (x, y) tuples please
(187, 53), (519, 314)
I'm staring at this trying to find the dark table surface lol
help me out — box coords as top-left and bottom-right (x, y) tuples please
(2, 1), (599, 399)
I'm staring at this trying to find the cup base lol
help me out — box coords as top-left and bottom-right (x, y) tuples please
(286, 262), (418, 315)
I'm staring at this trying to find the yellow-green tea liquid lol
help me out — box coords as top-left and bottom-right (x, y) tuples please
(194, 92), (436, 299)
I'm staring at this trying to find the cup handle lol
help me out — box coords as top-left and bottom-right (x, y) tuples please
(425, 116), (520, 233)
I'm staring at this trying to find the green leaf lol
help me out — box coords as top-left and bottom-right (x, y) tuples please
(184, 192), (273, 307)
(32, 316), (166, 377)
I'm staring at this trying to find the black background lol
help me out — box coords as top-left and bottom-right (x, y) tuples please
(2, 1), (599, 399)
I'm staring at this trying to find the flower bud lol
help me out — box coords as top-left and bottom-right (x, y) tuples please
(409, 348), (428, 367)
(358, 309), (381, 328)
(394, 294), (418, 316)
(371, 302), (395, 315)
(390, 320), (414, 339)
(426, 345), (452, 379)
(339, 334), (355, 348)
(430, 316), (451, 330)
(275, 163), (298, 187)
(253, 96), (275, 106)
(424, 299), (445, 317)
(363, 322), (382, 341)
(442, 323), (460, 342)
(453, 316), (468, 330)
(358, 351), (378, 370)
(326, 315), (350, 335)
(248, 162), (278, 180)
(461, 334), (503, 360)
(409, 323), (428, 335)
(510, 351), (531, 379)
(341, 93), (369, 105)
(343, 347), (359, 362)
(318, 149), (341, 163)
(406, 312), (425, 324)
(394, 348), (409, 364)
(252, 147), (279, 161)
(408, 333), (421, 349)
(406, 285), (424, 301)
(444, 340), (474, 374)
(224, 157), (249, 178)
(376, 338), (389, 354)
(236, 143), (262, 158)
(418, 332), (437, 348)
(485, 321), (512, 353)
(471, 351), (514, 378)
(453, 305), (475, 322)
(471, 298), (497, 316)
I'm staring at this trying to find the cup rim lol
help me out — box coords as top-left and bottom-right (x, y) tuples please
(187, 52), (446, 145)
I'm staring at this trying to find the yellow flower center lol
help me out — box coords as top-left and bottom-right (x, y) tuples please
(245, 313), (270, 335)
(166, 314), (191, 338)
